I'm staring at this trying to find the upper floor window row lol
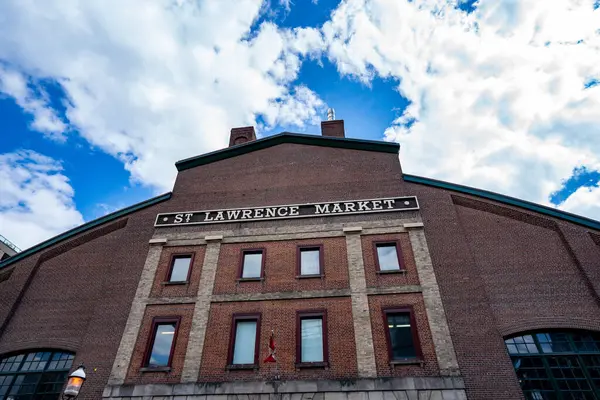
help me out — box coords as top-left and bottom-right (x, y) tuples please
(238, 240), (405, 280)
(162, 239), (407, 283)
(238, 245), (326, 280)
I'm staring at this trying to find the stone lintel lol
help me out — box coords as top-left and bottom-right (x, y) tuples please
(343, 226), (363, 233)
(204, 235), (223, 242)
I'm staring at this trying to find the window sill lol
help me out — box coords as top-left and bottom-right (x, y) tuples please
(139, 366), (171, 373)
(295, 362), (329, 369)
(237, 277), (264, 282)
(296, 274), (324, 279)
(227, 364), (258, 370)
(389, 359), (423, 367)
(162, 280), (189, 286)
(376, 269), (406, 275)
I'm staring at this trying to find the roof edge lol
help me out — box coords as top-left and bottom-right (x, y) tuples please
(176, 132), (400, 171)
(403, 174), (600, 231)
(0, 192), (172, 270)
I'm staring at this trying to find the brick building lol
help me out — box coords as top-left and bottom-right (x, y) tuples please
(0, 119), (599, 400)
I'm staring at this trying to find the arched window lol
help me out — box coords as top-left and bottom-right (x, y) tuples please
(0, 350), (74, 400)
(505, 330), (600, 399)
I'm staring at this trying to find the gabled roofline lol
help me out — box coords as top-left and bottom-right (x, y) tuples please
(403, 174), (600, 231)
(175, 132), (400, 171)
(0, 192), (172, 270)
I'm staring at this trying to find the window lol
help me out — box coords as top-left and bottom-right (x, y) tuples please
(505, 330), (600, 399)
(143, 317), (179, 368)
(0, 350), (74, 399)
(166, 254), (193, 282)
(298, 245), (323, 276)
(239, 249), (264, 279)
(383, 308), (421, 361)
(374, 241), (403, 272)
(229, 314), (261, 367)
(297, 311), (328, 366)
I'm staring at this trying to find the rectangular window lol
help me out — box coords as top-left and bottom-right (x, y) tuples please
(375, 242), (403, 271)
(240, 250), (264, 279)
(143, 317), (179, 368)
(383, 308), (420, 361)
(298, 245), (323, 276)
(167, 254), (193, 282)
(229, 314), (260, 366)
(297, 311), (328, 365)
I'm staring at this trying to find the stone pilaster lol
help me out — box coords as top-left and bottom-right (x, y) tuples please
(406, 225), (460, 376)
(108, 239), (165, 385)
(344, 227), (377, 378)
(181, 235), (223, 382)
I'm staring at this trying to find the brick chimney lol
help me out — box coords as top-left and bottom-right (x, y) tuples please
(229, 126), (256, 147)
(321, 119), (345, 138)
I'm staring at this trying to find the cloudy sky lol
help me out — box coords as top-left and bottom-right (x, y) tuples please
(1, 0), (599, 250)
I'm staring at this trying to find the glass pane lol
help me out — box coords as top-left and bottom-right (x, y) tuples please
(169, 257), (191, 282)
(148, 323), (176, 367)
(0, 375), (14, 396)
(300, 249), (320, 275)
(64, 354), (74, 369)
(301, 318), (324, 362)
(37, 371), (68, 395)
(0, 354), (23, 372)
(232, 321), (257, 364)
(387, 313), (416, 359)
(537, 332), (572, 353)
(377, 244), (400, 271)
(242, 253), (262, 278)
(10, 373), (38, 395)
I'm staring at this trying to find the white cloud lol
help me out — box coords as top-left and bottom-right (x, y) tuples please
(0, 65), (67, 140)
(560, 185), (600, 221)
(0, 150), (84, 250)
(1, 0), (599, 225)
(321, 0), (600, 219)
(0, 0), (326, 191)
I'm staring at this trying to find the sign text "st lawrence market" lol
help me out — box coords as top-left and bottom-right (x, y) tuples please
(155, 196), (418, 226)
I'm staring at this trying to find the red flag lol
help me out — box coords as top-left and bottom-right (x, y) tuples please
(263, 330), (276, 363)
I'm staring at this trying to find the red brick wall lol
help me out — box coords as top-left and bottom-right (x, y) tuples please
(407, 182), (600, 400)
(150, 245), (206, 298)
(368, 293), (438, 377)
(126, 304), (195, 384)
(199, 298), (357, 381)
(213, 238), (349, 295)
(454, 205), (600, 332)
(362, 233), (420, 287)
(169, 143), (406, 211)
(0, 201), (170, 400)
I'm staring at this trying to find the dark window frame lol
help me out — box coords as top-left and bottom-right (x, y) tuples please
(0, 350), (75, 398)
(505, 330), (600, 399)
(382, 306), (423, 362)
(164, 253), (195, 283)
(296, 244), (324, 277)
(227, 313), (262, 369)
(238, 248), (266, 281)
(296, 310), (329, 368)
(141, 316), (181, 369)
(373, 240), (405, 273)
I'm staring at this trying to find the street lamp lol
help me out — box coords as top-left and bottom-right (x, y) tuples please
(62, 365), (86, 399)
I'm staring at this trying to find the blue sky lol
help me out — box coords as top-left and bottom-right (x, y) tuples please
(1, 0), (599, 249)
